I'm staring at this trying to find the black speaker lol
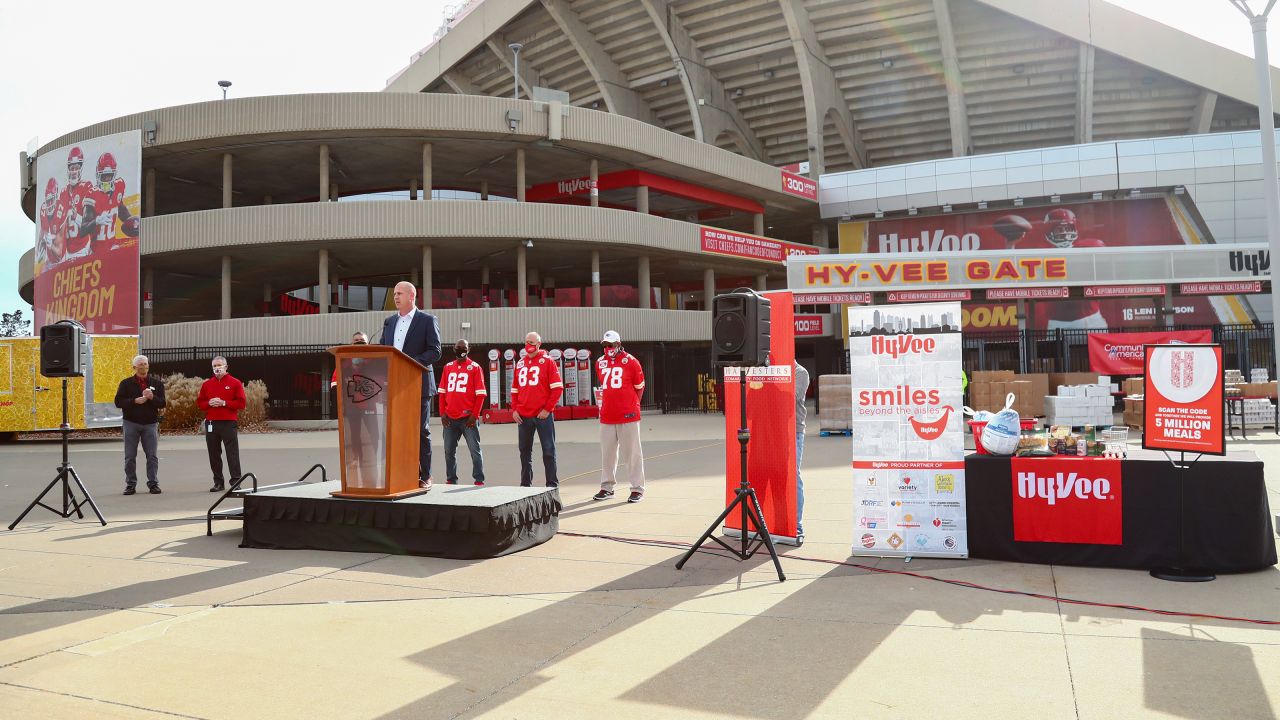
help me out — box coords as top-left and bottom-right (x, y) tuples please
(712, 289), (770, 367)
(40, 323), (85, 377)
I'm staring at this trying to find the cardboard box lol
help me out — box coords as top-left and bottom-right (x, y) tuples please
(1050, 372), (1099, 389)
(973, 370), (1014, 382)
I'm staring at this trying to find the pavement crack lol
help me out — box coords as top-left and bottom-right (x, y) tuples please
(1051, 565), (1082, 720)
(0, 680), (211, 719)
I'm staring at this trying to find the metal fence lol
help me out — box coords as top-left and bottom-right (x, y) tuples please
(963, 324), (1275, 376)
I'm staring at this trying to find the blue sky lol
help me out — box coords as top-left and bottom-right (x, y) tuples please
(0, 0), (1276, 328)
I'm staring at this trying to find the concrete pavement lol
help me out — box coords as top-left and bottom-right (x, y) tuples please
(0, 413), (1277, 719)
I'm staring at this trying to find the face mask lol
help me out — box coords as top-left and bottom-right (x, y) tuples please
(525, 343), (538, 355)
(354, 339), (367, 345)
(213, 366), (226, 378)
(604, 345), (619, 358)
(454, 347), (468, 358)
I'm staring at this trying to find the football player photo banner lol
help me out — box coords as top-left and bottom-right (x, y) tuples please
(1142, 344), (1225, 456)
(33, 130), (142, 335)
(848, 302), (968, 558)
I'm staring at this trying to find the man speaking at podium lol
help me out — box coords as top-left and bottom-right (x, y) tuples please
(380, 281), (442, 488)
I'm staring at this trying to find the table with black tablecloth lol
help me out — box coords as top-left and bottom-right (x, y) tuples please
(965, 449), (1276, 573)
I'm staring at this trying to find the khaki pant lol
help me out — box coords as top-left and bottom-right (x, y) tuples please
(600, 421), (645, 493)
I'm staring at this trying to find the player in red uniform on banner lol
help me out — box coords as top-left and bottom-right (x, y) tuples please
(591, 330), (646, 503)
(82, 152), (140, 252)
(57, 146), (95, 263)
(992, 208), (1107, 329)
(439, 339), (487, 485)
(510, 331), (563, 487)
(36, 177), (66, 267)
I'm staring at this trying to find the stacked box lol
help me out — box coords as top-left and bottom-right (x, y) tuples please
(973, 370), (1014, 383)
(1044, 384), (1115, 427)
(1123, 398), (1145, 428)
(1240, 382), (1278, 398)
(969, 382), (992, 412)
(1242, 398), (1275, 426)
(1123, 377), (1144, 396)
(1225, 369), (1245, 385)
(1049, 372), (1100, 389)
(818, 374), (853, 430)
(1251, 369), (1270, 383)
(1012, 373), (1049, 416)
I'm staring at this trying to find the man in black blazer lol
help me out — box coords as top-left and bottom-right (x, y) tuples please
(380, 281), (442, 487)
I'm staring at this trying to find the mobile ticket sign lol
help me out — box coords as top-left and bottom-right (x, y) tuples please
(1142, 344), (1225, 456)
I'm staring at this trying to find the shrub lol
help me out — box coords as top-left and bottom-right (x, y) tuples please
(160, 374), (204, 431)
(159, 374), (271, 432)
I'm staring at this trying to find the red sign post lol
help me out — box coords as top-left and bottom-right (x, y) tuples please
(1142, 344), (1225, 456)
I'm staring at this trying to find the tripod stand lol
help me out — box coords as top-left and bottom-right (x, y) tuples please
(9, 377), (106, 530)
(676, 366), (785, 581)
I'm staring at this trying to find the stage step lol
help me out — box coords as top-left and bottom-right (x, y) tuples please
(207, 464), (327, 536)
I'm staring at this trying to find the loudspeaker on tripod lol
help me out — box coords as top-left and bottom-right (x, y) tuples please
(40, 322), (85, 377)
(711, 288), (770, 368)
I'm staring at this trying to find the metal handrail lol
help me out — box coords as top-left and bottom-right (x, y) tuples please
(206, 464), (328, 536)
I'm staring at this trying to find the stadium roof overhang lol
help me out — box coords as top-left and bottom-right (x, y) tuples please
(385, 0), (1280, 175)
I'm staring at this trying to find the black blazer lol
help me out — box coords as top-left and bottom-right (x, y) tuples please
(380, 309), (442, 397)
(114, 375), (167, 424)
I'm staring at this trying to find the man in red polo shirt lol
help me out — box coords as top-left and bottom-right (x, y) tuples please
(439, 339), (488, 485)
(592, 331), (646, 503)
(511, 331), (563, 487)
(198, 356), (247, 493)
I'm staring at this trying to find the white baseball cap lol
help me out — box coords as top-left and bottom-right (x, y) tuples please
(601, 330), (621, 344)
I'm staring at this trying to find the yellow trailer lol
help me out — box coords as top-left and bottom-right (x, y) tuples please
(0, 335), (138, 433)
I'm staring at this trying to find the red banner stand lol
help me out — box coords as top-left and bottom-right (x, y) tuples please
(723, 290), (799, 542)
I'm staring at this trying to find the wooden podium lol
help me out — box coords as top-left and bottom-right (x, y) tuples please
(328, 344), (430, 499)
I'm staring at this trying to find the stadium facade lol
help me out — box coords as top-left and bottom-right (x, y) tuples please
(17, 0), (1280, 417)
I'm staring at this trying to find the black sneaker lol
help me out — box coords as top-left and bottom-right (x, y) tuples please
(795, 533), (805, 547)
(123, 487), (136, 496)
(592, 489), (614, 501)
(627, 492), (643, 503)
(446, 480), (458, 485)
(474, 480), (485, 486)
(209, 484), (224, 493)
(149, 486), (162, 495)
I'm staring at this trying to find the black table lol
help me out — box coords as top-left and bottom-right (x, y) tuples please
(965, 450), (1276, 573)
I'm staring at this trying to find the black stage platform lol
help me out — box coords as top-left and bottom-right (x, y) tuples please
(241, 482), (561, 559)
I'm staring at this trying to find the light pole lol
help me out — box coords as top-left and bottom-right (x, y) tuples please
(1231, 0), (1280, 371)
(218, 80), (232, 100)
(508, 42), (523, 100)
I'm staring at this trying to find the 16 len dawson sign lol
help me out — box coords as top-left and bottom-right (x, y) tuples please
(1143, 344), (1226, 456)
(848, 302), (967, 559)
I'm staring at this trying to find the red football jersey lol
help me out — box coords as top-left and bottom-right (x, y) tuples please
(596, 350), (645, 424)
(439, 358), (488, 420)
(85, 177), (128, 246)
(37, 201), (67, 265)
(510, 351), (563, 416)
(58, 181), (94, 257)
